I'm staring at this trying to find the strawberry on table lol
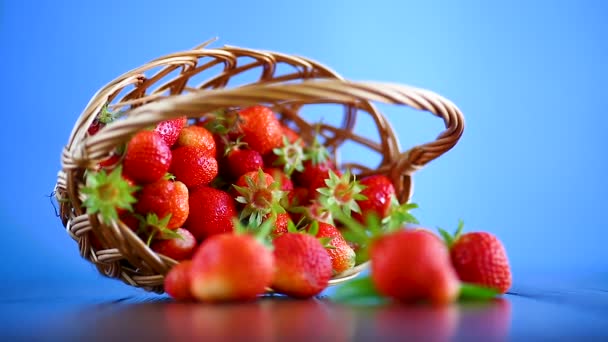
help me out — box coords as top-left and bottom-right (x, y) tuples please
(123, 131), (172, 184)
(135, 178), (189, 230)
(439, 221), (512, 294)
(165, 260), (194, 301)
(155, 116), (188, 147)
(271, 232), (333, 299)
(169, 146), (218, 189)
(189, 221), (275, 302)
(370, 229), (460, 305)
(186, 186), (238, 241)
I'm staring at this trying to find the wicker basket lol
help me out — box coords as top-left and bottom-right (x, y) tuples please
(55, 40), (464, 293)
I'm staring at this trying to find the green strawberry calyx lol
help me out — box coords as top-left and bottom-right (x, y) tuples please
(304, 128), (330, 166)
(382, 196), (420, 232)
(142, 213), (183, 246)
(317, 169), (367, 217)
(233, 169), (288, 227)
(272, 136), (308, 177)
(437, 219), (465, 249)
(80, 165), (139, 224)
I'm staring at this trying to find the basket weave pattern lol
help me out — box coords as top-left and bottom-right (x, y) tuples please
(55, 41), (464, 293)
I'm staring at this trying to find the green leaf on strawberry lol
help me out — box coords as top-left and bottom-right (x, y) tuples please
(80, 165), (139, 224)
(142, 213), (182, 246)
(437, 219), (465, 248)
(272, 136), (308, 176)
(382, 196), (420, 232)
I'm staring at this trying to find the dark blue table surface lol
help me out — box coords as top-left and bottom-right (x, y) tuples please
(1, 273), (607, 341)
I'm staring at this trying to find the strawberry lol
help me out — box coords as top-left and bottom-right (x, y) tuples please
(263, 168), (294, 192)
(271, 232), (333, 298)
(186, 186), (238, 241)
(190, 232), (275, 302)
(80, 165), (139, 224)
(175, 125), (216, 158)
(225, 145), (264, 180)
(233, 170), (286, 226)
(165, 260), (194, 301)
(307, 221), (356, 275)
(370, 229), (460, 305)
(269, 136), (307, 177)
(237, 105), (283, 155)
(352, 175), (395, 224)
(123, 131), (172, 184)
(154, 116), (188, 147)
(293, 133), (338, 188)
(169, 146), (218, 189)
(152, 227), (197, 261)
(87, 105), (116, 136)
(439, 222), (512, 294)
(135, 178), (189, 230)
(270, 212), (290, 236)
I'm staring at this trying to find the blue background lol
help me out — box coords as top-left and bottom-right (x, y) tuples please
(1, 0), (606, 293)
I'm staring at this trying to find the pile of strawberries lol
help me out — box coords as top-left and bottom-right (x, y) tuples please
(82, 104), (512, 305)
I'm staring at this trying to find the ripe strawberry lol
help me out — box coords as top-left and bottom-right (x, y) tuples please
(123, 131), (172, 184)
(237, 105), (283, 155)
(165, 260), (194, 301)
(155, 116), (188, 147)
(175, 125), (216, 158)
(270, 212), (290, 236)
(233, 170), (286, 226)
(352, 175), (395, 224)
(271, 232), (333, 298)
(186, 186), (238, 241)
(263, 168), (294, 192)
(439, 222), (512, 294)
(169, 146), (218, 189)
(190, 233), (275, 302)
(152, 228), (197, 261)
(295, 160), (338, 189)
(307, 221), (356, 275)
(370, 229), (460, 305)
(87, 105), (116, 136)
(135, 179), (189, 229)
(225, 146), (264, 180)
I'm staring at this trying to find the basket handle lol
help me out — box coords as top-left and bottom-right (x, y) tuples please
(79, 79), (463, 201)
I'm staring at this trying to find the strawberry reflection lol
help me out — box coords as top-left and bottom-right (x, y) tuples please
(163, 295), (356, 341)
(455, 298), (512, 340)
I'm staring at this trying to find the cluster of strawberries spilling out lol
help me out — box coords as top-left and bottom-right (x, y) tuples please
(83, 104), (512, 305)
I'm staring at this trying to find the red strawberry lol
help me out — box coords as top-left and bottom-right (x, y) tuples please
(295, 160), (337, 189)
(87, 105), (116, 136)
(270, 212), (290, 236)
(170, 146), (218, 189)
(186, 186), (238, 241)
(152, 228), (197, 261)
(237, 105), (283, 155)
(370, 229), (460, 305)
(175, 125), (216, 158)
(135, 179), (189, 229)
(352, 175), (395, 224)
(308, 222), (356, 275)
(155, 116), (188, 147)
(271, 232), (333, 298)
(263, 167), (294, 192)
(440, 223), (512, 294)
(190, 233), (275, 302)
(225, 147), (264, 179)
(123, 131), (172, 184)
(165, 260), (194, 301)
